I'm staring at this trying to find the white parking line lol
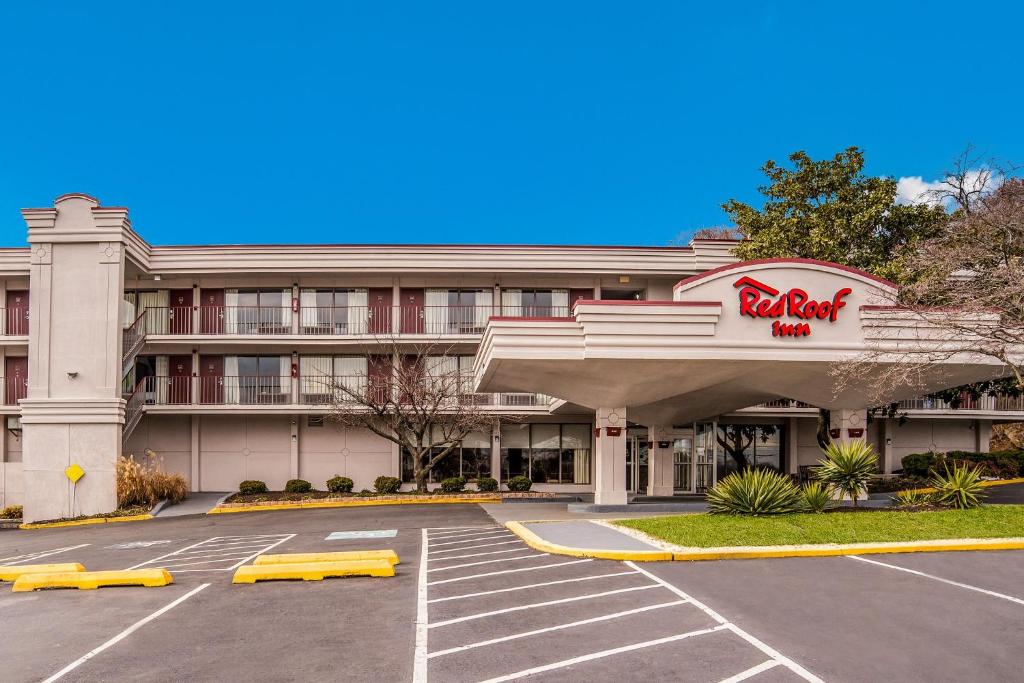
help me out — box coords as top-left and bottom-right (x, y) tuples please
(627, 562), (823, 683)
(427, 553), (549, 573)
(0, 544), (91, 565)
(428, 540), (522, 555)
(428, 584), (660, 628)
(477, 625), (729, 683)
(428, 529), (504, 540)
(427, 534), (513, 548)
(427, 571), (641, 604)
(41, 583), (211, 683)
(846, 555), (1024, 606)
(413, 528), (429, 683)
(719, 659), (781, 683)
(428, 601), (688, 658)
(427, 559), (593, 586)
(129, 534), (295, 572)
(428, 548), (537, 562)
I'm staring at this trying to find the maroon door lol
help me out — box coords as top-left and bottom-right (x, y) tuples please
(169, 289), (193, 335)
(368, 288), (392, 335)
(199, 289), (225, 334)
(400, 288), (424, 334)
(5, 291), (28, 335)
(4, 356), (27, 405)
(199, 355), (224, 404)
(568, 288), (593, 315)
(168, 355), (192, 404)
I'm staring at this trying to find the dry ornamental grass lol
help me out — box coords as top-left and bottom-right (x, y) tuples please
(117, 455), (188, 508)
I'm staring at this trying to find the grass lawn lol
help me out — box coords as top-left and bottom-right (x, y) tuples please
(616, 505), (1024, 548)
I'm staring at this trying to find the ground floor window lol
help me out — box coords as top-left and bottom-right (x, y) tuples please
(500, 423), (591, 484)
(401, 429), (492, 483)
(716, 423), (784, 478)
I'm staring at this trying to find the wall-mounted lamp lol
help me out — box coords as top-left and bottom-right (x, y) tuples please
(153, 274), (161, 281)
(885, 437), (893, 446)
(67, 371), (78, 379)
(6, 416), (21, 440)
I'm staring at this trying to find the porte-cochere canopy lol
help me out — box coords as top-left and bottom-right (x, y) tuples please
(473, 258), (1008, 425)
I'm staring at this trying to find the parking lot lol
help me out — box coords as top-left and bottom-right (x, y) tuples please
(0, 504), (1022, 682)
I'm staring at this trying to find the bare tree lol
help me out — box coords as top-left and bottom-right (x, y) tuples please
(320, 337), (518, 492)
(670, 226), (743, 245)
(835, 171), (1024, 401)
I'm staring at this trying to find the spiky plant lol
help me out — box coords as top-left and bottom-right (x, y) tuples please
(890, 488), (934, 509)
(801, 481), (832, 513)
(930, 463), (987, 509)
(812, 440), (878, 507)
(706, 468), (804, 515)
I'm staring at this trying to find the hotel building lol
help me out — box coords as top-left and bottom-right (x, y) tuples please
(0, 194), (1012, 521)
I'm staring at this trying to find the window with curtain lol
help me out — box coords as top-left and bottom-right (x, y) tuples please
(500, 423), (592, 484)
(299, 355), (367, 404)
(501, 289), (569, 317)
(299, 289), (369, 334)
(232, 355), (289, 404)
(424, 289), (491, 334)
(230, 290), (290, 334)
(136, 290), (170, 334)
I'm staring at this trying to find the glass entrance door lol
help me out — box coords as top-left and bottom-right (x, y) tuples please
(625, 434), (648, 493)
(672, 435), (693, 493)
(695, 423), (717, 493)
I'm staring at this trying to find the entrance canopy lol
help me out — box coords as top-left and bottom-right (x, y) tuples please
(474, 258), (1007, 425)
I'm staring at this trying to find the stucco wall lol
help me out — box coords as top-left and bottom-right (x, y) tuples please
(887, 418), (978, 462)
(298, 419), (395, 490)
(124, 415), (192, 486)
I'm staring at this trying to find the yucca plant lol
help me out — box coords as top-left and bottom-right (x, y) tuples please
(706, 467), (804, 515)
(890, 488), (933, 509)
(801, 481), (832, 513)
(930, 462), (987, 509)
(812, 440), (878, 507)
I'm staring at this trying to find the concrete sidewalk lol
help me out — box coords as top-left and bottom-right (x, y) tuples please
(154, 492), (229, 517)
(521, 520), (665, 552)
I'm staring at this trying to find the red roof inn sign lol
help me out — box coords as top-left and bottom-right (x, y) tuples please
(734, 276), (852, 337)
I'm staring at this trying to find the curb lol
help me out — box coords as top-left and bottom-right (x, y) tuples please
(208, 496), (501, 515)
(19, 514), (153, 530)
(504, 521), (674, 562)
(905, 477), (1024, 495)
(507, 522), (1024, 562)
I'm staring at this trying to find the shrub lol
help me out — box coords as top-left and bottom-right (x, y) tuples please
(901, 452), (939, 478)
(506, 475), (532, 492)
(117, 455), (189, 507)
(326, 475), (354, 493)
(284, 479), (313, 493)
(891, 489), (933, 509)
(706, 468), (803, 515)
(476, 477), (499, 492)
(374, 476), (402, 494)
(801, 481), (831, 513)
(239, 479), (268, 495)
(813, 441), (878, 507)
(0, 504), (23, 519)
(440, 476), (467, 493)
(930, 463), (988, 509)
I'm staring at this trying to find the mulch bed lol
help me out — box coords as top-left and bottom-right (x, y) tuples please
(223, 490), (556, 504)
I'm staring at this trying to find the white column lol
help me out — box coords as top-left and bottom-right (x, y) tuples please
(289, 417), (299, 480)
(975, 419), (991, 453)
(830, 408), (868, 444)
(290, 283), (299, 334)
(594, 407), (628, 505)
(786, 417), (799, 476)
(879, 418), (896, 474)
(491, 422), (502, 484)
(190, 415), (200, 492)
(646, 426), (673, 496)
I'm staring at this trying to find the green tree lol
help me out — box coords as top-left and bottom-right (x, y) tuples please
(723, 147), (947, 284)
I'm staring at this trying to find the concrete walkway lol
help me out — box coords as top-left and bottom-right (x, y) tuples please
(481, 502), (681, 523)
(521, 519), (665, 551)
(154, 492), (230, 517)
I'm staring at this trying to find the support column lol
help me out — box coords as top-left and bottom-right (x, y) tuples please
(289, 417), (299, 480)
(491, 422), (502, 485)
(20, 195), (129, 522)
(830, 409), (868, 445)
(975, 419), (991, 453)
(646, 426), (673, 496)
(879, 418), (896, 474)
(190, 415), (200, 492)
(594, 407), (627, 505)
(786, 417), (799, 476)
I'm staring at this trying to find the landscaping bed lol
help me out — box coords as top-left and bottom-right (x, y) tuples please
(20, 506), (151, 529)
(220, 490), (557, 505)
(616, 505), (1024, 548)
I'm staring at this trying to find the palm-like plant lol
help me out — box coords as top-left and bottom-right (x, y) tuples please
(812, 440), (878, 507)
(706, 467), (804, 515)
(930, 463), (987, 509)
(801, 481), (832, 513)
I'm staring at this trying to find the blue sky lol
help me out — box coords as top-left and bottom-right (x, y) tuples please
(1, 2), (1020, 247)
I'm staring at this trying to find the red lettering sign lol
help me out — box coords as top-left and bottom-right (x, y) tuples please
(734, 276), (851, 337)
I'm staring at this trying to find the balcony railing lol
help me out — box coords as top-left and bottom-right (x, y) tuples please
(896, 394), (1024, 412)
(137, 304), (569, 337)
(1, 308), (29, 336)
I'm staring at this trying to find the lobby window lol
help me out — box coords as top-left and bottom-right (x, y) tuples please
(400, 428), (492, 483)
(298, 289), (369, 334)
(716, 424), (785, 478)
(501, 289), (569, 317)
(500, 423), (592, 484)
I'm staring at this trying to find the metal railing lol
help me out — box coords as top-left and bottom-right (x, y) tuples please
(1, 308), (29, 335)
(122, 379), (146, 442)
(122, 311), (147, 369)
(298, 306), (390, 335)
(896, 394), (1024, 412)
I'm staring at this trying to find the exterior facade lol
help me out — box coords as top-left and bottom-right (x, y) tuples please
(0, 194), (1015, 520)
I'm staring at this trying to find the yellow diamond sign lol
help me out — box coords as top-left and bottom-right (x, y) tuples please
(65, 464), (85, 483)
